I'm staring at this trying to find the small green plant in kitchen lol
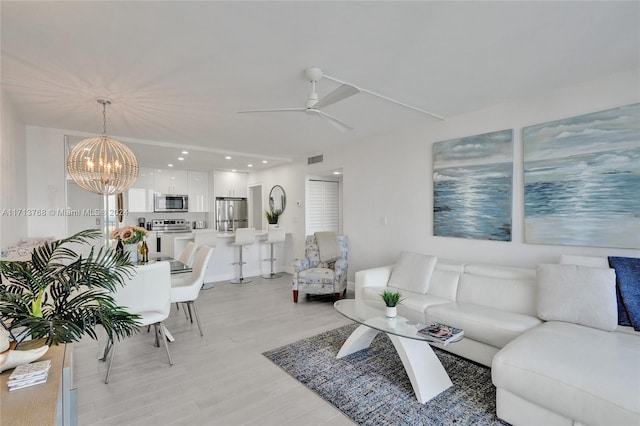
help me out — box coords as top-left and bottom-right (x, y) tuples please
(265, 209), (281, 225)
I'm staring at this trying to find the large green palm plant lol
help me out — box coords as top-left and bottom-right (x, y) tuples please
(0, 229), (140, 347)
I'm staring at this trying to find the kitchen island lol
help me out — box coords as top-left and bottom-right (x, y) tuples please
(159, 229), (290, 283)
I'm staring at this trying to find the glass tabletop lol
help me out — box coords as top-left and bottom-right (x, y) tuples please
(146, 255), (193, 275)
(334, 299), (462, 344)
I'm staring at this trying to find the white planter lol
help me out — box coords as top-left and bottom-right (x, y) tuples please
(385, 306), (397, 318)
(123, 244), (139, 263)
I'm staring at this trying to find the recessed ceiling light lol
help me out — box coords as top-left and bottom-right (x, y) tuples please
(168, 164), (173, 167)
(247, 164), (253, 168)
(225, 156), (232, 160)
(262, 160), (268, 164)
(182, 151), (189, 154)
(231, 169), (236, 172)
(333, 171), (342, 175)
(178, 157), (184, 161)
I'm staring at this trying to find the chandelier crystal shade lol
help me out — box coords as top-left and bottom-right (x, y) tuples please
(67, 99), (138, 195)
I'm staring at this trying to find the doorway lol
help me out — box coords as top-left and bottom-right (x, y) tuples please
(249, 184), (263, 230)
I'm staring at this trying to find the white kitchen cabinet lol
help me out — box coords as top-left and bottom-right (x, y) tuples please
(188, 170), (209, 212)
(154, 169), (188, 194)
(127, 167), (155, 212)
(214, 171), (247, 198)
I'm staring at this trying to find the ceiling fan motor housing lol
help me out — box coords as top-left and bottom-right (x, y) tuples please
(304, 67), (323, 82)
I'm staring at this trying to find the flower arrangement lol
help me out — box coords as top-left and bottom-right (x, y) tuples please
(110, 226), (147, 245)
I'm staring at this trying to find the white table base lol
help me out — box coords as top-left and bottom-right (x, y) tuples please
(336, 324), (453, 403)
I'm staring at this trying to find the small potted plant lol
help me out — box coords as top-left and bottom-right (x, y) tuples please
(380, 290), (404, 318)
(265, 209), (281, 226)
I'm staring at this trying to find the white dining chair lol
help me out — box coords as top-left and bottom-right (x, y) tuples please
(178, 241), (198, 267)
(104, 261), (173, 384)
(194, 232), (217, 290)
(170, 245), (214, 337)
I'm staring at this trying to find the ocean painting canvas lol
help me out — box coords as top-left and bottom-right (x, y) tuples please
(523, 104), (640, 249)
(433, 129), (513, 241)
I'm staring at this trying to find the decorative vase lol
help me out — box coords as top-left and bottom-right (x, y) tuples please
(385, 306), (397, 318)
(123, 243), (139, 263)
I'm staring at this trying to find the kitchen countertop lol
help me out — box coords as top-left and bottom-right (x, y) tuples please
(161, 229), (269, 239)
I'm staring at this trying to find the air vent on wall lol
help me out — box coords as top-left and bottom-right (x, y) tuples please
(308, 154), (324, 165)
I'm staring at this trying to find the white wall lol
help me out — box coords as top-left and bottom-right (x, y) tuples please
(248, 161), (308, 269)
(0, 90), (28, 248)
(25, 126), (67, 239)
(251, 69), (640, 279)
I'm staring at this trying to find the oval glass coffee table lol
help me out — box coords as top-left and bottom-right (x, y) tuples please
(334, 299), (462, 403)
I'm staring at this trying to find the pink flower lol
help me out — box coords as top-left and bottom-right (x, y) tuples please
(110, 229), (121, 240)
(120, 229), (134, 242)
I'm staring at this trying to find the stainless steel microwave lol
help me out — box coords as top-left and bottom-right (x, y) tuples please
(154, 194), (189, 212)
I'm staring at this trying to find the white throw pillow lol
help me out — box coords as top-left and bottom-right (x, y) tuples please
(536, 263), (617, 331)
(387, 251), (437, 295)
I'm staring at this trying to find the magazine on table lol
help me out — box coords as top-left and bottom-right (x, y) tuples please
(418, 322), (464, 345)
(7, 359), (51, 391)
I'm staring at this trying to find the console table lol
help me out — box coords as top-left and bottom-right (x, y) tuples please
(0, 341), (77, 426)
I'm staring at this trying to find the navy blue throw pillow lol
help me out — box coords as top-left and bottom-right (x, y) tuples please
(609, 256), (640, 331)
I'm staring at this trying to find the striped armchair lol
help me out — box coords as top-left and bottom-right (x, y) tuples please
(292, 234), (348, 303)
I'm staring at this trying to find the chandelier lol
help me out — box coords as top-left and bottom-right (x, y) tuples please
(67, 98), (138, 195)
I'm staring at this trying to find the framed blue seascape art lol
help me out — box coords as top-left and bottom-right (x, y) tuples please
(523, 103), (640, 249)
(433, 129), (513, 241)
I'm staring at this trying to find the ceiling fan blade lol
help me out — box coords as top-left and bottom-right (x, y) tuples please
(238, 108), (305, 114)
(311, 109), (354, 131)
(313, 84), (360, 109)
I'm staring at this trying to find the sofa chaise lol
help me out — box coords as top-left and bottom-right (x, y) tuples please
(355, 252), (640, 425)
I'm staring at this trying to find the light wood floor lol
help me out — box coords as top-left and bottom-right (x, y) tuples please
(74, 274), (357, 426)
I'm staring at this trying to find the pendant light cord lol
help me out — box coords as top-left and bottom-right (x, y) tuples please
(102, 102), (107, 137)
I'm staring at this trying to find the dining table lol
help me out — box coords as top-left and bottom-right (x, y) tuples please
(147, 254), (193, 275)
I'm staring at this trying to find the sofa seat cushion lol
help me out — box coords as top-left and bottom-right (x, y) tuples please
(298, 268), (335, 285)
(492, 321), (640, 426)
(427, 302), (542, 348)
(362, 286), (451, 314)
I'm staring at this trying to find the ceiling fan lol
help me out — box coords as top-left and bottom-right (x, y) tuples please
(238, 68), (359, 131)
(238, 67), (445, 131)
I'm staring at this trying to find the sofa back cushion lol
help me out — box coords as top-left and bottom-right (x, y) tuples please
(457, 265), (537, 315)
(387, 251), (437, 294)
(560, 254), (609, 269)
(428, 269), (461, 301)
(536, 263), (618, 331)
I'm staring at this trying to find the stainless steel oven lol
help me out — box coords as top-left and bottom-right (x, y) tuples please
(151, 219), (191, 252)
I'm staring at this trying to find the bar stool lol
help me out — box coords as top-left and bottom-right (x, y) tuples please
(263, 228), (286, 279)
(230, 228), (255, 284)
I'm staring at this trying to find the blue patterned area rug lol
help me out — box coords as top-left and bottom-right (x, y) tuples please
(263, 324), (509, 426)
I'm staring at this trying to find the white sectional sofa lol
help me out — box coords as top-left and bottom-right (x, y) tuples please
(355, 252), (640, 426)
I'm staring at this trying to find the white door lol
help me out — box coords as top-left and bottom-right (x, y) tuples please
(249, 184), (263, 230)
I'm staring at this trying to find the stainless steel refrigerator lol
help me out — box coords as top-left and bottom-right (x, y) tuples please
(215, 197), (248, 231)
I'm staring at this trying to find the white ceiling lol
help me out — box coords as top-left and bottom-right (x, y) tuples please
(2, 1), (638, 172)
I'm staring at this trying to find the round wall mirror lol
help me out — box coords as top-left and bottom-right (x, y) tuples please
(269, 185), (286, 213)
